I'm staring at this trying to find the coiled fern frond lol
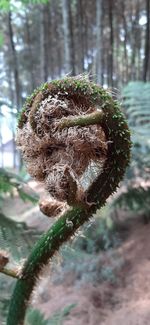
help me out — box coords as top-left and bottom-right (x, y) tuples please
(7, 77), (131, 325)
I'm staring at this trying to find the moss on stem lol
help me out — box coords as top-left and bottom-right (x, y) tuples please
(57, 110), (104, 129)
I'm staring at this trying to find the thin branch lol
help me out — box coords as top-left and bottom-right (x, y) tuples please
(0, 267), (19, 279)
(56, 110), (104, 129)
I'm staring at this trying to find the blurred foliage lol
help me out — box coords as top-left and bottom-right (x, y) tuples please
(51, 211), (126, 287)
(122, 81), (150, 180)
(73, 215), (121, 254)
(0, 167), (40, 263)
(0, 212), (40, 261)
(0, 273), (15, 323)
(0, 0), (10, 11)
(0, 210), (41, 324)
(113, 82), (150, 219)
(0, 167), (39, 207)
(25, 304), (76, 325)
(0, 32), (4, 48)
(112, 186), (150, 219)
(0, 0), (49, 11)
(25, 308), (49, 325)
(0, 167), (40, 324)
(21, 0), (49, 4)
(53, 243), (124, 286)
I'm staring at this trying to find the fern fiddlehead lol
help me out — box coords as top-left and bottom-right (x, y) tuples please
(7, 77), (131, 325)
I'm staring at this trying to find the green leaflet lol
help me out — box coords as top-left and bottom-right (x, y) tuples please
(0, 213), (40, 261)
(25, 304), (76, 325)
(0, 168), (39, 206)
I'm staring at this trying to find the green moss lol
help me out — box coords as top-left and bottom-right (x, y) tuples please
(40, 82), (48, 91)
(17, 107), (26, 129)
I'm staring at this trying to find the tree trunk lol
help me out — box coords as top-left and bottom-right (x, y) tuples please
(130, 0), (140, 80)
(62, 0), (75, 75)
(8, 11), (22, 111)
(76, 0), (84, 73)
(96, 0), (103, 84)
(25, 12), (36, 91)
(108, 0), (114, 87)
(8, 11), (22, 169)
(143, 0), (150, 81)
(40, 4), (49, 83)
(121, 1), (129, 83)
(51, 0), (63, 78)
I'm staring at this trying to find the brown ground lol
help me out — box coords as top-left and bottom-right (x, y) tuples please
(31, 219), (150, 325)
(2, 185), (150, 325)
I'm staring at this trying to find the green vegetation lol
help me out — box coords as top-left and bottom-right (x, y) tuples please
(113, 82), (150, 220)
(0, 168), (39, 207)
(0, 168), (40, 324)
(25, 304), (76, 325)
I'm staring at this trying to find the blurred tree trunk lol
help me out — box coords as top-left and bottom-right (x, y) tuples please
(143, 0), (150, 81)
(8, 11), (22, 169)
(0, 112), (4, 168)
(6, 67), (17, 169)
(62, 0), (75, 75)
(48, 1), (56, 79)
(0, 140), (4, 168)
(96, 0), (103, 84)
(40, 4), (49, 82)
(108, 0), (114, 87)
(25, 12), (36, 91)
(7, 67), (15, 106)
(76, 0), (84, 73)
(121, 1), (128, 83)
(113, 7), (120, 88)
(130, 0), (140, 80)
(51, 0), (63, 78)
(8, 11), (22, 110)
(12, 133), (17, 170)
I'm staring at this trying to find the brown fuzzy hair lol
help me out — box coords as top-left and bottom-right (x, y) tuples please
(17, 77), (108, 204)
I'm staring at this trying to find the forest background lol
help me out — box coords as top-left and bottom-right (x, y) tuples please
(0, 0), (150, 168)
(0, 0), (150, 324)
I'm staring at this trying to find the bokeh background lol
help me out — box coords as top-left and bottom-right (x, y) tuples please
(0, 1), (150, 324)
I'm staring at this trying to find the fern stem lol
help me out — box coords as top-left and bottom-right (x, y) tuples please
(57, 110), (104, 129)
(7, 206), (89, 325)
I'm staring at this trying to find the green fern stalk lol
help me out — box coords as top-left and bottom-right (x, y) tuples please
(7, 78), (131, 325)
